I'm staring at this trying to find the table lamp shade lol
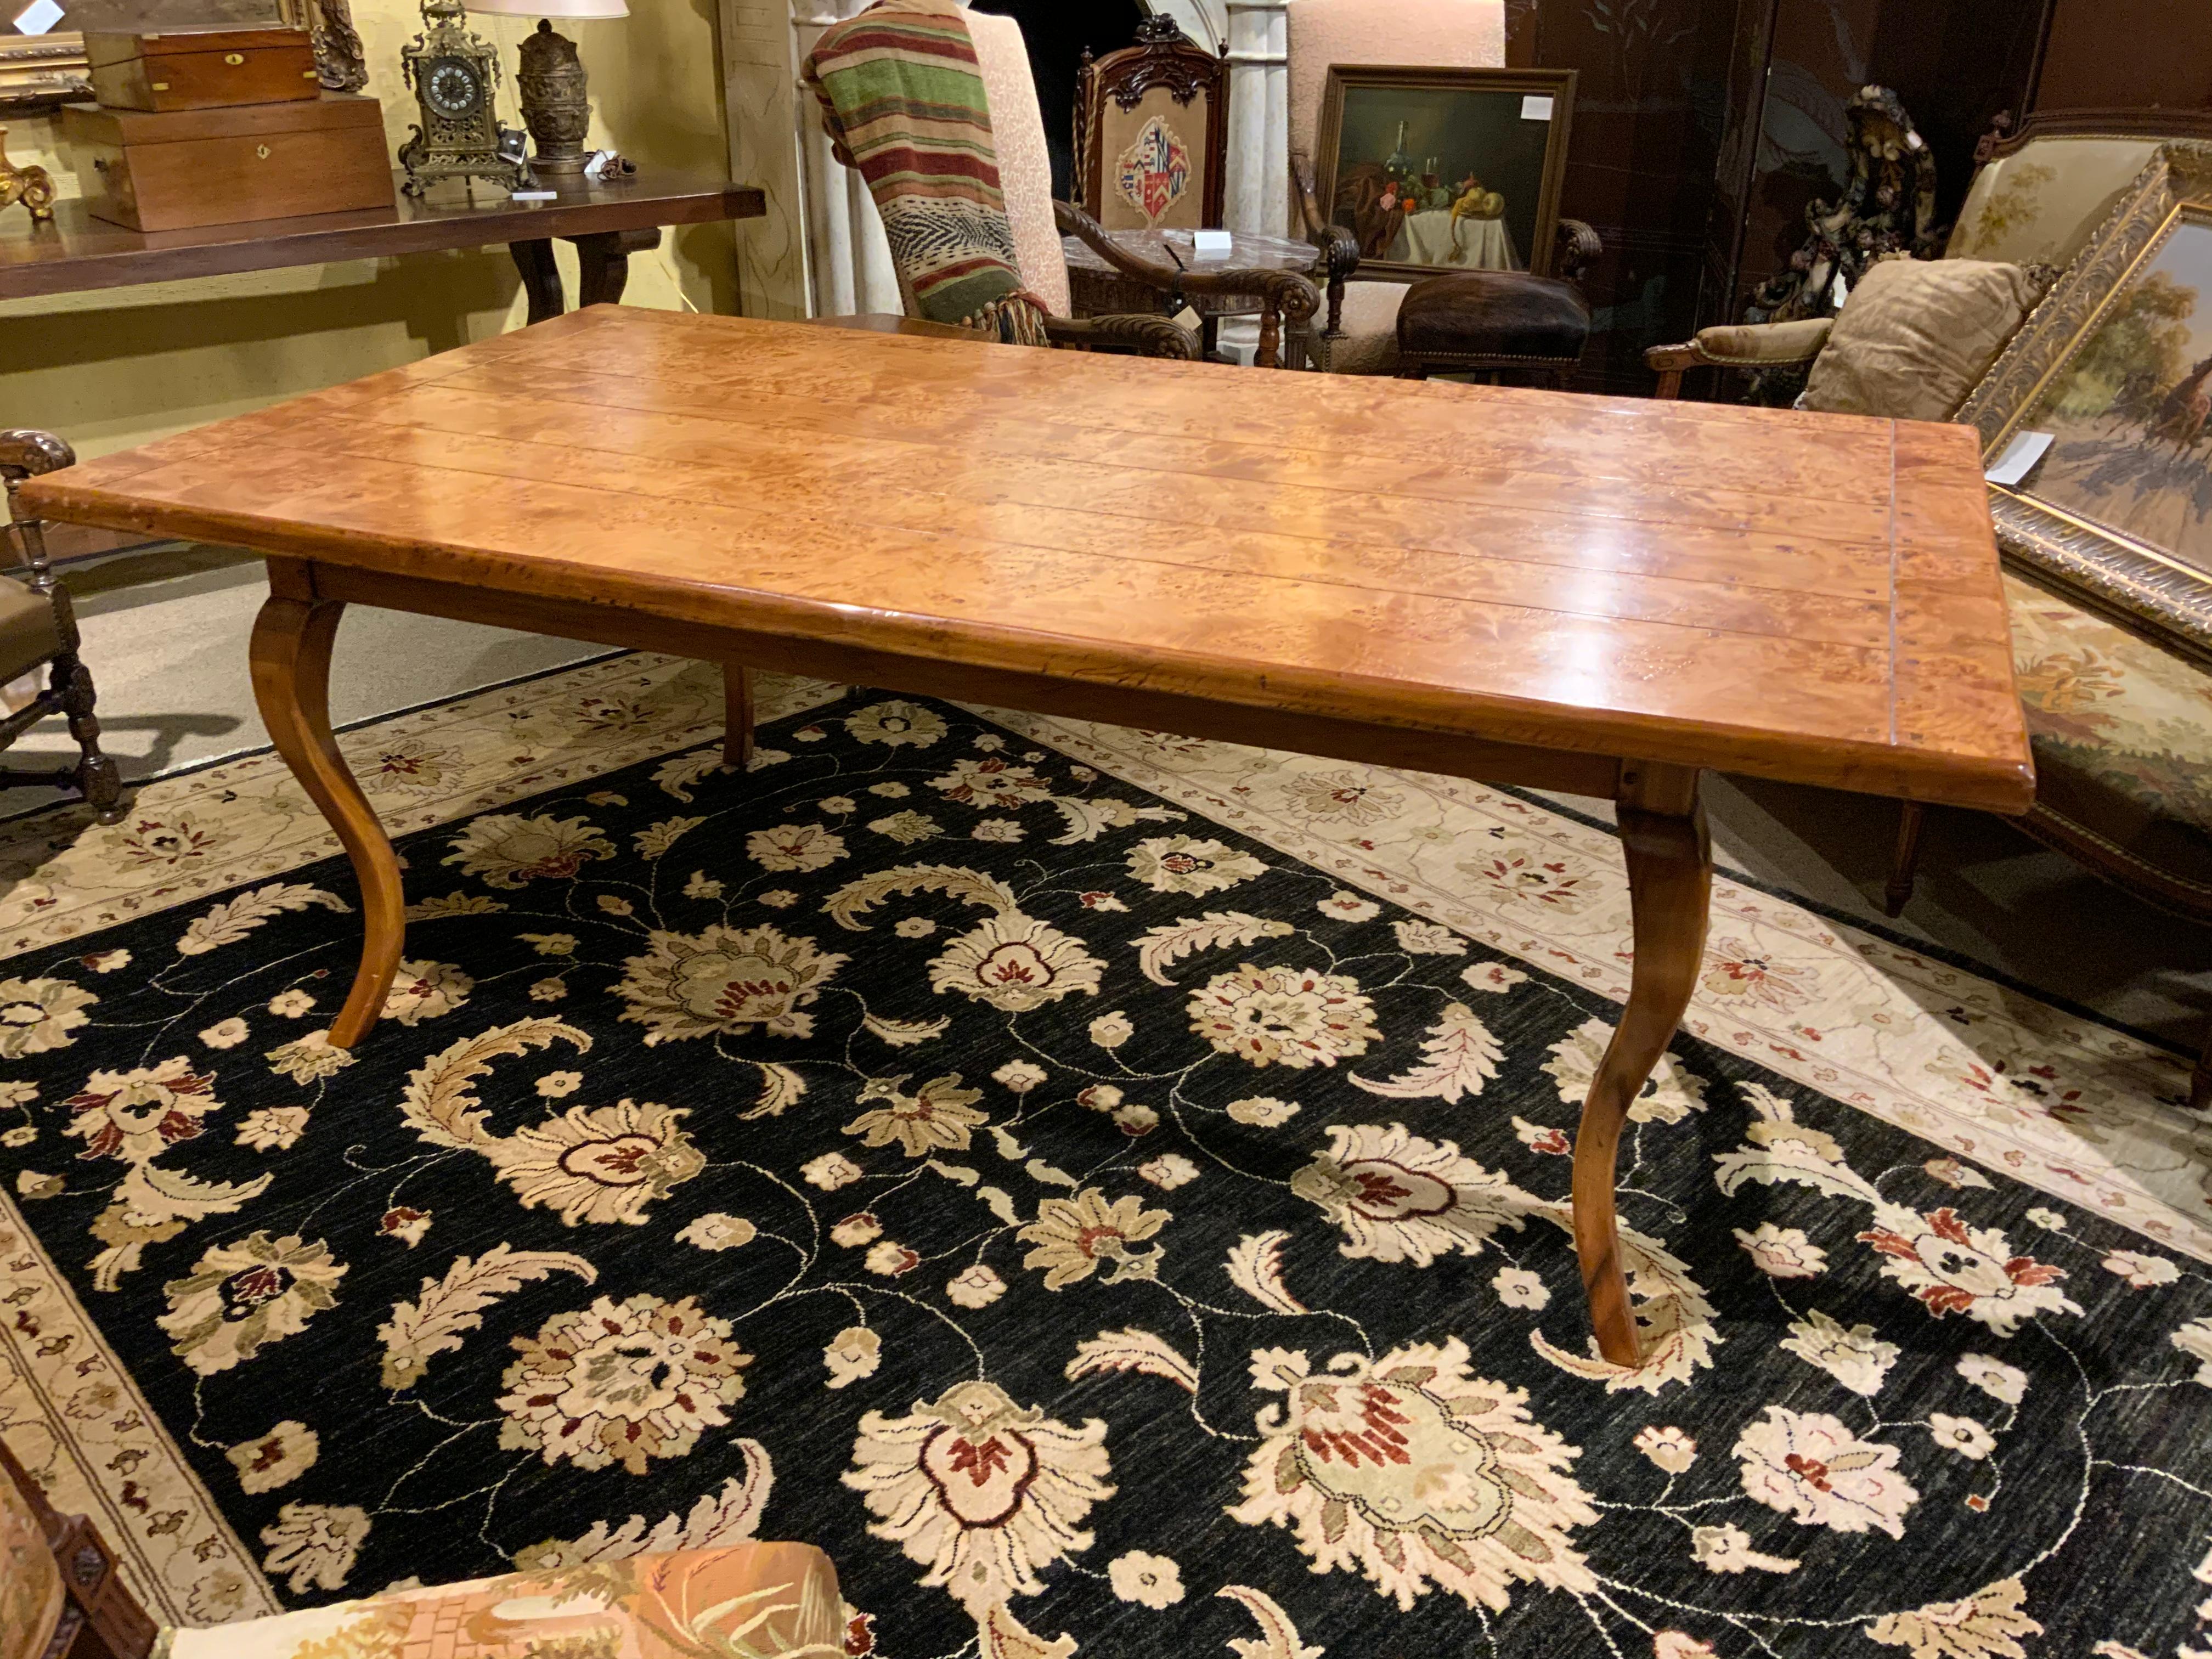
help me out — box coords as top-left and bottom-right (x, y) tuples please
(468, 0), (629, 18)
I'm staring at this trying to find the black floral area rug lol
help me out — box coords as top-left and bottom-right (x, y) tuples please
(5, 687), (2212, 1659)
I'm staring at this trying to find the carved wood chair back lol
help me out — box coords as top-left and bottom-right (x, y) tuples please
(1, 430), (126, 822)
(1072, 15), (1229, 233)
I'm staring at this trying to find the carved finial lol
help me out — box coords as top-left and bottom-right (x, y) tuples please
(1134, 13), (1186, 44)
(1973, 110), (2015, 166)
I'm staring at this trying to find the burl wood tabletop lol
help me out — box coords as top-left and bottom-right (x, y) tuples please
(23, 305), (2032, 811)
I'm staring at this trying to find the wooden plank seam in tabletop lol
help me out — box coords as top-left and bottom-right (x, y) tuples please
(409, 360), (1903, 559)
(53, 429), (1905, 744)
(206, 390), (1901, 640)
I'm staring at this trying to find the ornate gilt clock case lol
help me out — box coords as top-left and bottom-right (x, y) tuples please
(397, 0), (533, 196)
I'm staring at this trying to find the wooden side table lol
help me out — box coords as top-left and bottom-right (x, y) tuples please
(0, 171), (765, 306)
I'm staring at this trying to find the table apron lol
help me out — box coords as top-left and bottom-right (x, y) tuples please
(287, 557), (1631, 799)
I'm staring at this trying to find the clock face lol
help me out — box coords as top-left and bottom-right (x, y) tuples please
(422, 55), (483, 118)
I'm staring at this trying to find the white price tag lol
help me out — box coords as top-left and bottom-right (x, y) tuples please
(1521, 93), (1554, 121)
(1985, 430), (2053, 487)
(1191, 228), (1233, 259)
(1172, 306), (1201, 332)
(12, 0), (65, 36)
(510, 190), (558, 201)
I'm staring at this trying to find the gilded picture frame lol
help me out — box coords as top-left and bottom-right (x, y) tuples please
(1312, 64), (1576, 282)
(0, 34), (90, 114)
(1959, 141), (2212, 661)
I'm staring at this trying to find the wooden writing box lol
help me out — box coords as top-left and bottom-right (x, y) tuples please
(63, 95), (394, 233)
(86, 27), (320, 114)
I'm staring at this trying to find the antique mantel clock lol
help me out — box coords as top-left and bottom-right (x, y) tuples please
(397, 0), (535, 196)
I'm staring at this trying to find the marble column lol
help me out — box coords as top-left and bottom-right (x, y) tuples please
(1222, 0), (1288, 236)
(791, 0), (900, 318)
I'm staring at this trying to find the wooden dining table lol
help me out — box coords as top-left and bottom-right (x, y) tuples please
(19, 305), (2035, 1368)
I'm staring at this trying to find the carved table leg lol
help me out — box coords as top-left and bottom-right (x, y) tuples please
(573, 227), (662, 309)
(723, 663), (754, 769)
(1572, 761), (1711, 1367)
(1884, 800), (1925, 918)
(511, 238), (565, 325)
(250, 566), (404, 1048)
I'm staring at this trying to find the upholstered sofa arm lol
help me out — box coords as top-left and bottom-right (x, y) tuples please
(1645, 318), (1834, 398)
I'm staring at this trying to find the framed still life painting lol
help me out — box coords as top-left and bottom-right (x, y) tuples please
(1312, 65), (1576, 281)
(1961, 142), (2212, 660)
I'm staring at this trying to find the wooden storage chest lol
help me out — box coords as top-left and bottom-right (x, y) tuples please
(61, 95), (394, 233)
(85, 27), (320, 114)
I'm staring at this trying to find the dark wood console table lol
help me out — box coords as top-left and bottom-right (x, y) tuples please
(2, 170), (764, 561)
(0, 170), (765, 317)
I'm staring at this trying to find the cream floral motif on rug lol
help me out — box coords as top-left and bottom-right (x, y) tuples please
(3, 653), (2201, 1255)
(0, 653), (2205, 1654)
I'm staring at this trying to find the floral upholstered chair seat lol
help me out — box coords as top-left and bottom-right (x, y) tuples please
(2007, 572), (2212, 905)
(0, 1431), (845, 1659)
(161, 1547), (844, 1659)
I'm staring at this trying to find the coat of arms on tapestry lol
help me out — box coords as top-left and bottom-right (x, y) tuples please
(1116, 115), (1191, 225)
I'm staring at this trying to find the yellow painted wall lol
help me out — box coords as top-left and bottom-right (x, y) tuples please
(1, 0), (753, 460)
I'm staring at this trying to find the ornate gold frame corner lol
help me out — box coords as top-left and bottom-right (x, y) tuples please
(0, 33), (91, 115)
(278, 0), (369, 92)
(1957, 140), (2212, 662)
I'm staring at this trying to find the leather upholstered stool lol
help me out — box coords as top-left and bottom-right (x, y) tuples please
(1394, 269), (1592, 385)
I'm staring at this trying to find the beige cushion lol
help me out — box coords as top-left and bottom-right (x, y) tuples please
(1286, 0), (1505, 173)
(1800, 258), (2041, 422)
(1311, 279), (1406, 374)
(962, 6), (1072, 318)
(0, 576), (61, 686)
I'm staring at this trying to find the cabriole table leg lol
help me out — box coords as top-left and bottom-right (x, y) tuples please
(249, 564), (405, 1048)
(1572, 761), (1712, 1367)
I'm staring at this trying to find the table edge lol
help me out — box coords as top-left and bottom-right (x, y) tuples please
(19, 471), (2039, 817)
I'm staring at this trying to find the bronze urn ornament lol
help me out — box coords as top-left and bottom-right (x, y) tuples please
(516, 20), (591, 174)
(464, 0), (628, 179)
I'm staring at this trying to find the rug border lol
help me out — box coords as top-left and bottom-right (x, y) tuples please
(1497, 783), (2193, 1064)
(0, 647), (629, 831)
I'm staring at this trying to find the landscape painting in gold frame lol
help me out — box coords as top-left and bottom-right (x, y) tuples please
(1312, 65), (1576, 281)
(1961, 141), (2212, 659)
